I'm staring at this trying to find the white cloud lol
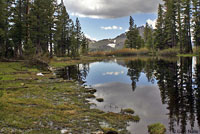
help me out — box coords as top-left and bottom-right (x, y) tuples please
(102, 71), (125, 76)
(101, 25), (123, 30)
(147, 19), (157, 29)
(85, 34), (97, 41)
(64, 0), (162, 19)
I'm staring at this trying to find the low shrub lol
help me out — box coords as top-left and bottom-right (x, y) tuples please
(158, 48), (179, 57)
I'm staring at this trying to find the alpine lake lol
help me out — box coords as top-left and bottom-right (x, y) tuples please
(56, 56), (200, 134)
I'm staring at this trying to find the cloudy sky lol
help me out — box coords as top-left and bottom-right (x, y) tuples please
(63, 0), (162, 41)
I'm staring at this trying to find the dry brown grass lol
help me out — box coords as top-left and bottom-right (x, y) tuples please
(107, 48), (150, 56)
(89, 48), (150, 57)
(88, 51), (106, 57)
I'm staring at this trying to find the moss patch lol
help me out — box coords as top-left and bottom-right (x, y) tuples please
(148, 123), (166, 134)
(121, 108), (135, 115)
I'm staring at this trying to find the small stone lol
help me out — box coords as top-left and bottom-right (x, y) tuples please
(61, 129), (68, 134)
(37, 73), (44, 76)
(21, 83), (25, 86)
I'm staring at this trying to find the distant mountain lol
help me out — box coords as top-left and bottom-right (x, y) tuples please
(89, 26), (144, 52)
(87, 38), (96, 44)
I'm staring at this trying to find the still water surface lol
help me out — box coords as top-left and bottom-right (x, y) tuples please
(57, 57), (200, 134)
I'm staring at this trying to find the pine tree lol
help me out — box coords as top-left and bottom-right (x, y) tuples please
(177, 0), (183, 53)
(70, 31), (77, 58)
(0, 0), (6, 57)
(66, 19), (74, 56)
(29, 0), (54, 55)
(75, 18), (82, 55)
(54, 0), (70, 57)
(29, 0), (45, 54)
(129, 16), (134, 31)
(154, 4), (165, 50)
(192, 0), (200, 49)
(146, 28), (154, 50)
(125, 16), (142, 49)
(81, 35), (89, 55)
(2, 0), (15, 58)
(182, 0), (193, 53)
(25, 0), (30, 46)
(47, 0), (56, 58)
(163, 0), (178, 48)
(144, 23), (150, 43)
(144, 23), (154, 50)
(11, 0), (26, 58)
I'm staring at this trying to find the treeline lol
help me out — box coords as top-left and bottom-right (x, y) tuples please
(126, 0), (200, 54)
(0, 0), (88, 59)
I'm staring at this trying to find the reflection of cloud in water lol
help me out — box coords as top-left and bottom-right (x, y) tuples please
(92, 82), (168, 134)
(102, 71), (124, 76)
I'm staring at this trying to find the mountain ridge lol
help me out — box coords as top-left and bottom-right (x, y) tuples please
(89, 26), (144, 52)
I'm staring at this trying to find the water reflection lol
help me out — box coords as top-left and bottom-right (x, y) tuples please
(56, 57), (200, 134)
(56, 63), (90, 83)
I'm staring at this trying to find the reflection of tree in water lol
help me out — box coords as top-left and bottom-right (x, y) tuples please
(79, 63), (90, 83)
(154, 57), (198, 133)
(126, 58), (156, 91)
(56, 63), (89, 83)
(144, 58), (156, 84)
(126, 60), (144, 91)
(56, 58), (200, 133)
(194, 58), (200, 127)
(126, 57), (200, 133)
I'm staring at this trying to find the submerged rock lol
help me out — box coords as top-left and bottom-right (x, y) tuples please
(86, 88), (97, 94)
(106, 131), (118, 134)
(85, 94), (96, 98)
(121, 108), (135, 114)
(96, 98), (104, 102)
(102, 128), (118, 134)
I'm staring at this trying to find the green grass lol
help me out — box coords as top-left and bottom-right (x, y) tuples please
(177, 53), (198, 57)
(148, 123), (166, 134)
(0, 61), (140, 134)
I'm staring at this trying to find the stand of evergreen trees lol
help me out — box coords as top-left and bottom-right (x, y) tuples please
(0, 0), (88, 59)
(126, 0), (200, 54)
(154, 0), (200, 53)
